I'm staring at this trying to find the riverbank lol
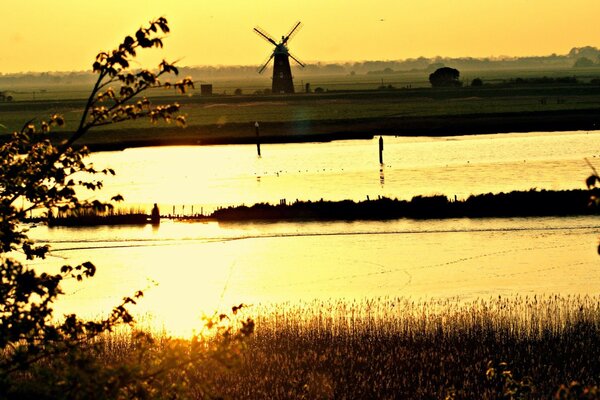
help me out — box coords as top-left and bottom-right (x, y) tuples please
(66, 108), (600, 151)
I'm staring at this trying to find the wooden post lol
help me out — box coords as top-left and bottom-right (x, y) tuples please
(378, 136), (384, 164)
(255, 121), (261, 157)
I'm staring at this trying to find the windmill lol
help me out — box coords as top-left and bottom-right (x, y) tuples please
(254, 21), (305, 94)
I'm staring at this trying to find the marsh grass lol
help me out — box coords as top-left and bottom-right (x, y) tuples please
(10, 296), (598, 398)
(18, 295), (592, 399)
(217, 296), (600, 399)
(49, 206), (149, 226)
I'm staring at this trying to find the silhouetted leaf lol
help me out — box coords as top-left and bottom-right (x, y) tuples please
(586, 175), (598, 189)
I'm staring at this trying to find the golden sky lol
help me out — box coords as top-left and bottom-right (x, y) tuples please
(2, 0), (600, 73)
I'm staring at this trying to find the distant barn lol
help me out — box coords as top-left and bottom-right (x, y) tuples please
(200, 84), (213, 96)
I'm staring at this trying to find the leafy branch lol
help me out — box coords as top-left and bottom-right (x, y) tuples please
(0, 18), (213, 396)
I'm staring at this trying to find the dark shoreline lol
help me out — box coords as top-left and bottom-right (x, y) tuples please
(73, 108), (600, 151)
(208, 189), (598, 222)
(44, 189), (598, 227)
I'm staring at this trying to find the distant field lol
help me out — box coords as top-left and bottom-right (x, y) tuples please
(4, 65), (600, 99)
(1, 67), (600, 149)
(2, 85), (600, 130)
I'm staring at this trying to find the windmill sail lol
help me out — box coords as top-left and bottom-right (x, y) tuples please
(288, 52), (305, 68)
(253, 27), (277, 46)
(283, 21), (302, 44)
(258, 54), (274, 74)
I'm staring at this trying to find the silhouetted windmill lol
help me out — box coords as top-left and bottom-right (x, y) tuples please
(254, 22), (305, 94)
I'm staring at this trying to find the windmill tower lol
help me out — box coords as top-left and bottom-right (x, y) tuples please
(254, 22), (305, 94)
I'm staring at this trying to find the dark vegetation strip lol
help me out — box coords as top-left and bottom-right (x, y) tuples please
(210, 189), (598, 221)
(47, 210), (149, 227)
(45, 189), (598, 226)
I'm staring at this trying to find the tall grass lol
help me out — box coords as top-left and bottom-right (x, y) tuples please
(49, 206), (149, 226)
(217, 295), (600, 399)
(9, 295), (600, 398)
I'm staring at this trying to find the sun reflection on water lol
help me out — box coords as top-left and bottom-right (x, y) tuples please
(29, 216), (600, 337)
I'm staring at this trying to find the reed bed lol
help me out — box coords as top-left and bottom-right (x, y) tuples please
(9, 295), (600, 398)
(48, 206), (149, 226)
(212, 295), (600, 399)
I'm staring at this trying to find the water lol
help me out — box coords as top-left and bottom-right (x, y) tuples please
(29, 216), (599, 335)
(26, 130), (600, 335)
(87, 130), (600, 213)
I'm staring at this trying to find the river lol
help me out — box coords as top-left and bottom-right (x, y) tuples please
(27, 130), (600, 335)
(86, 130), (600, 213)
